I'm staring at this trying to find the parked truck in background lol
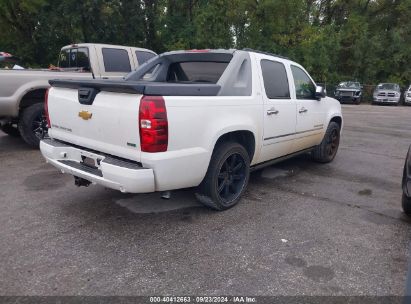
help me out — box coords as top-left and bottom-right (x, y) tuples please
(0, 43), (156, 147)
(40, 49), (343, 211)
(372, 83), (401, 105)
(334, 81), (362, 104)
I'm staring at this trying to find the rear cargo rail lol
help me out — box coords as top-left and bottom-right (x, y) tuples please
(49, 79), (221, 96)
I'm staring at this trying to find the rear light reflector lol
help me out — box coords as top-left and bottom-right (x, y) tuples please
(44, 88), (51, 128)
(139, 95), (168, 152)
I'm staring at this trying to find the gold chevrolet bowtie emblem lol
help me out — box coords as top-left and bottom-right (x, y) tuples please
(78, 111), (92, 120)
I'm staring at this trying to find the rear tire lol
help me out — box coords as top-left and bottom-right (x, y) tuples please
(312, 121), (340, 163)
(0, 124), (20, 137)
(402, 194), (411, 215)
(195, 142), (250, 211)
(18, 103), (48, 148)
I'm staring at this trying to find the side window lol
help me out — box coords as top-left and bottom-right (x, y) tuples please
(58, 48), (90, 70)
(260, 60), (290, 99)
(136, 51), (156, 65)
(102, 48), (131, 72)
(291, 65), (316, 99)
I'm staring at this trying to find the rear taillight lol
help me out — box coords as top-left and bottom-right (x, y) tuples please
(139, 95), (168, 152)
(44, 88), (51, 128)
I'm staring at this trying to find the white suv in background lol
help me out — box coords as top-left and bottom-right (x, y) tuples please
(405, 85), (411, 105)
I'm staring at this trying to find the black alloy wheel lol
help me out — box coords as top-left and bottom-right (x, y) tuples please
(312, 121), (340, 163)
(325, 128), (339, 159)
(217, 152), (247, 205)
(18, 103), (48, 148)
(32, 110), (48, 140)
(196, 142), (250, 211)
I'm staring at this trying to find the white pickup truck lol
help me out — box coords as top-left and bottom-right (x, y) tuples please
(0, 43), (156, 147)
(40, 49), (343, 211)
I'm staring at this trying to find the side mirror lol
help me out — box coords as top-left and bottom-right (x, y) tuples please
(315, 86), (326, 100)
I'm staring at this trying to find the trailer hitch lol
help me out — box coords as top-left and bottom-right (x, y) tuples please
(74, 176), (91, 187)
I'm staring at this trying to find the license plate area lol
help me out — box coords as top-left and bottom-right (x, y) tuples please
(81, 155), (99, 169)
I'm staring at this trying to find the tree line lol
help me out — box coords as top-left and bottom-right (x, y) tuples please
(0, 0), (410, 86)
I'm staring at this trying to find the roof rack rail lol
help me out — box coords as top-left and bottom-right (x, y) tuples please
(242, 48), (289, 60)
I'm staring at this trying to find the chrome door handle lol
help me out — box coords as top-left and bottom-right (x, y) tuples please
(299, 107), (308, 113)
(267, 108), (279, 115)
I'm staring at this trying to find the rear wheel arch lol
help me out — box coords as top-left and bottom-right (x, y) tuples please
(16, 88), (49, 148)
(18, 88), (48, 111)
(196, 141), (251, 210)
(212, 130), (256, 162)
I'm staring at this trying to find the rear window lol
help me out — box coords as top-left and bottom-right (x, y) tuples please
(102, 48), (131, 72)
(136, 51), (156, 65)
(167, 62), (228, 83)
(59, 47), (90, 71)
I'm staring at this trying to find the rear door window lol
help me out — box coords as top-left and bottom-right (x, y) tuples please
(136, 51), (156, 65)
(167, 61), (228, 83)
(260, 60), (290, 99)
(102, 48), (131, 72)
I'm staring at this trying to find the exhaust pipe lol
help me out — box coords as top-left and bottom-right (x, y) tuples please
(74, 176), (91, 187)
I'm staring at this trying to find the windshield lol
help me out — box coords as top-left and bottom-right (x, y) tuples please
(377, 83), (399, 91)
(338, 81), (360, 89)
(58, 47), (91, 71)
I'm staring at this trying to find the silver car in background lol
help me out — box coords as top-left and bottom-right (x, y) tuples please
(404, 85), (411, 105)
(373, 83), (401, 105)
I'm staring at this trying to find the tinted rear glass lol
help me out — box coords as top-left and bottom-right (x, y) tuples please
(136, 51), (156, 65)
(167, 62), (228, 83)
(102, 48), (131, 72)
(260, 60), (290, 99)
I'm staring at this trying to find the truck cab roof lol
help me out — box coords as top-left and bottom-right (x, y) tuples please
(60, 43), (156, 54)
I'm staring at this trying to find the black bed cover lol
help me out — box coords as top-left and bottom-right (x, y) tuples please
(49, 79), (221, 96)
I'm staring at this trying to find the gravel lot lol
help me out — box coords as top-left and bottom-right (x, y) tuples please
(0, 104), (410, 296)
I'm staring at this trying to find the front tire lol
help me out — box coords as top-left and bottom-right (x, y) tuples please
(195, 142), (250, 211)
(402, 194), (411, 215)
(18, 103), (48, 148)
(0, 123), (20, 137)
(312, 121), (340, 163)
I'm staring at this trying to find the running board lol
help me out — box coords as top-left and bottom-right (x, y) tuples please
(250, 147), (314, 172)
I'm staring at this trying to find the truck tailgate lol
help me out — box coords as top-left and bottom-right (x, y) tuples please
(47, 87), (142, 162)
